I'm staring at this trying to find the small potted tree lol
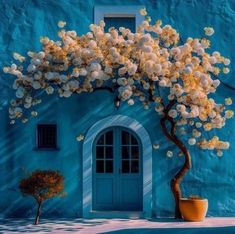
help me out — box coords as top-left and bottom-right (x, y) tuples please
(19, 170), (65, 225)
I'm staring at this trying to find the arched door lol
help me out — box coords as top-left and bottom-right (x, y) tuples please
(93, 127), (143, 211)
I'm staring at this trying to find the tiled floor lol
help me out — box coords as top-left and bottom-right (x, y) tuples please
(1, 218), (235, 234)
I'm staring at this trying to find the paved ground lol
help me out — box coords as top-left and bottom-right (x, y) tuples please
(1, 218), (235, 234)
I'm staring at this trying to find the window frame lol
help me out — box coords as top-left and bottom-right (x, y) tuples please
(36, 124), (58, 150)
(94, 5), (145, 31)
(94, 127), (142, 174)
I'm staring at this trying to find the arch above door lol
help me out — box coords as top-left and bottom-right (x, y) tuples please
(82, 115), (152, 218)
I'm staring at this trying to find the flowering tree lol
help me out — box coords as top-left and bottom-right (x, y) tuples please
(19, 170), (65, 225)
(4, 9), (233, 218)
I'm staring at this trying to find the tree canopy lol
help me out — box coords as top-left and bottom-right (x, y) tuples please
(3, 8), (233, 156)
(19, 170), (65, 203)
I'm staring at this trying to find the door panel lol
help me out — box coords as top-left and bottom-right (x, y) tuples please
(93, 128), (142, 211)
(120, 178), (142, 210)
(96, 178), (114, 204)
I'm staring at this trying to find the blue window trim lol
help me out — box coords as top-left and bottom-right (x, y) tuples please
(94, 5), (145, 31)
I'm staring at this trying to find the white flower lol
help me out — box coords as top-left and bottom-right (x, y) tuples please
(224, 58), (230, 66)
(127, 78), (134, 85)
(32, 81), (41, 89)
(184, 66), (192, 74)
(24, 102), (31, 109)
(168, 109), (177, 118)
(13, 52), (25, 63)
(127, 99), (134, 105)
(168, 94), (174, 100)
(155, 105), (164, 113)
(76, 134), (84, 141)
(209, 56), (217, 64)
(21, 117), (28, 123)
(117, 77), (127, 86)
(176, 104), (186, 112)
(14, 107), (23, 117)
(60, 75), (68, 83)
(63, 90), (72, 98)
(11, 63), (17, 70)
(10, 99), (16, 106)
(16, 87), (25, 98)
(213, 79), (220, 88)
(195, 122), (202, 128)
(218, 142), (230, 150)
(90, 62), (101, 72)
(3, 67), (10, 73)
(143, 83), (150, 90)
(58, 21), (66, 28)
(27, 64), (36, 72)
(127, 64), (137, 76)
(31, 111), (38, 117)
(217, 150), (223, 157)
(223, 67), (230, 74)
(139, 8), (147, 16)
(38, 51), (45, 59)
(72, 69), (80, 78)
(68, 80), (79, 90)
(105, 66), (112, 74)
(192, 129), (201, 138)
(46, 86), (54, 95)
(225, 98), (232, 106)
(159, 79), (167, 87)
(166, 151), (173, 157)
(225, 110), (234, 119)
(153, 144), (160, 149)
(10, 120), (15, 125)
(25, 96), (32, 103)
(91, 71), (99, 79)
(99, 20), (105, 28)
(79, 68), (88, 76)
(45, 72), (55, 80)
(118, 86), (133, 101)
(188, 138), (196, 145)
(204, 27), (214, 36)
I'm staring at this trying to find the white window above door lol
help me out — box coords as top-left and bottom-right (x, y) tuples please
(94, 5), (145, 32)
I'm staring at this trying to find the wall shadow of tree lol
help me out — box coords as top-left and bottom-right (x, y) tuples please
(0, 218), (108, 233)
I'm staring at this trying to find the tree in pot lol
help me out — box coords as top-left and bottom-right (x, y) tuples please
(19, 170), (65, 225)
(5, 8), (233, 219)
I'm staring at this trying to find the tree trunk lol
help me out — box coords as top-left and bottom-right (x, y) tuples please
(34, 201), (42, 225)
(160, 109), (192, 219)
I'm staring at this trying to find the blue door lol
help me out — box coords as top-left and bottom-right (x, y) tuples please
(93, 127), (143, 211)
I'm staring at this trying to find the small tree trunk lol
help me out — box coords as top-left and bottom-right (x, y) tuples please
(160, 116), (192, 219)
(34, 201), (42, 225)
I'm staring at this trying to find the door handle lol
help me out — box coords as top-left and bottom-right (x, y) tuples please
(119, 168), (121, 174)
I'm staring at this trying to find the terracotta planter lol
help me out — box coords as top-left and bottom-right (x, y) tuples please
(179, 198), (208, 222)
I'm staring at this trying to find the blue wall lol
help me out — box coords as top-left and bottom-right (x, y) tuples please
(0, 0), (235, 218)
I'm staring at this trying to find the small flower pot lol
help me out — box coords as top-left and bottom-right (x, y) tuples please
(179, 198), (208, 222)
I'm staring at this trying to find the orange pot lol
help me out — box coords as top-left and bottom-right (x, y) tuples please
(179, 198), (208, 222)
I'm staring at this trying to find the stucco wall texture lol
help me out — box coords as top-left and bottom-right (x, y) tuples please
(0, 0), (235, 218)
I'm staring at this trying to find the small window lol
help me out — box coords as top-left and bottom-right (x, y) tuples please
(104, 17), (136, 32)
(37, 124), (57, 149)
(94, 6), (145, 32)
